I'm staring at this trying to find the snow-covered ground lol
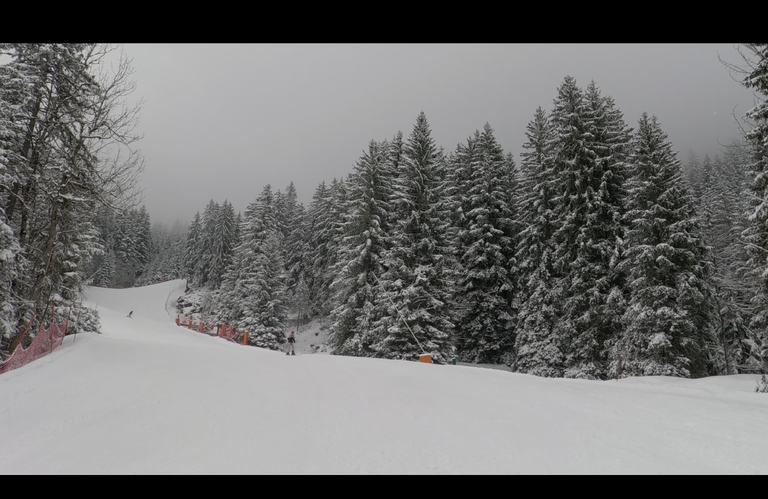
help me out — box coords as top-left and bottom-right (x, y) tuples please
(1, 279), (767, 474)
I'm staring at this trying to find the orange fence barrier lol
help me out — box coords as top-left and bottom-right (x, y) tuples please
(176, 314), (250, 346)
(1, 306), (70, 375)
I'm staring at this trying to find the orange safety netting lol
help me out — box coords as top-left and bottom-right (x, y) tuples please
(0, 312), (70, 375)
(176, 314), (247, 345)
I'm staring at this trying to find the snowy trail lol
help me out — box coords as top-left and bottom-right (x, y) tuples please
(1, 280), (767, 474)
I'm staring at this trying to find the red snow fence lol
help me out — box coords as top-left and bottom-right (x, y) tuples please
(176, 314), (249, 345)
(0, 306), (70, 375)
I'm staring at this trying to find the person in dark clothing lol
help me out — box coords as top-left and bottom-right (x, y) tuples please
(127, 311), (133, 318)
(286, 330), (296, 355)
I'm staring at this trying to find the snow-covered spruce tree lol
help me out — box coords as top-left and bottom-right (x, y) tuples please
(302, 181), (330, 316)
(328, 139), (394, 356)
(83, 206), (116, 286)
(736, 44), (768, 373)
(108, 211), (133, 287)
(682, 150), (701, 200)
(0, 58), (25, 345)
(205, 199), (238, 289)
(291, 275), (311, 327)
(217, 185), (287, 349)
(0, 216), (20, 348)
(135, 219), (188, 286)
(133, 206), (153, 282)
(450, 124), (518, 365)
(554, 80), (630, 379)
(284, 201), (309, 318)
(277, 182), (300, 239)
(169, 219), (190, 281)
(72, 197), (150, 291)
(445, 131), (477, 255)
(687, 154), (714, 205)
(559, 81), (632, 379)
(516, 78), (630, 380)
(369, 112), (454, 363)
(701, 154), (714, 199)
(304, 178), (347, 317)
(513, 107), (565, 376)
(195, 199), (220, 287)
(275, 181), (304, 299)
(698, 145), (762, 374)
(45, 188), (103, 301)
(238, 232), (287, 349)
(610, 113), (712, 378)
(184, 212), (203, 285)
(321, 178), (348, 315)
(111, 206), (152, 287)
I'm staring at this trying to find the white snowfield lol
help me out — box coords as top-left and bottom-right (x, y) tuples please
(1, 279), (767, 474)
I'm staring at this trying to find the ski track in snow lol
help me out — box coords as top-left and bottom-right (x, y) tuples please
(1, 280), (767, 474)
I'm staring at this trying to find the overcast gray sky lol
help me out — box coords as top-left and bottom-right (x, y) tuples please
(115, 44), (758, 226)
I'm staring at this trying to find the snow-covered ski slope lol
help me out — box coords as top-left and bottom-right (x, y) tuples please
(1, 279), (767, 474)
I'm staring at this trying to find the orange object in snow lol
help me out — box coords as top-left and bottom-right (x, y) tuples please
(419, 354), (432, 364)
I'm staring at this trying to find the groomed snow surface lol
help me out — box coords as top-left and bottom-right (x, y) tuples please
(1, 280), (767, 474)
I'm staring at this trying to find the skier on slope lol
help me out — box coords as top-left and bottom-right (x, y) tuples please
(127, 311), (133, 318)
(286, 330), (296, 356)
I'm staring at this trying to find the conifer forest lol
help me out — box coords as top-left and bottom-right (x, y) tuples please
(2, 43), (768, 380)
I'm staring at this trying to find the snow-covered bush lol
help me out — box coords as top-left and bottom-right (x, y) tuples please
(67, 306), (101, 336)
(756, 375), (768, 393)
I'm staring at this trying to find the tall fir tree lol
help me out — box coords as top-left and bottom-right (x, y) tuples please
(698, 145), (761, 373)
(197, 199), (220, 287)
(451, 124), (518, 364)
(610, 113), (712, 378)
(218, 185), (286, 349)
(135, 219), (188, 286)
(328, 139), (394, 355)
(284, 201), (309, 317)
(0, 216), (20, 345)
(738, 44), (768, 372)
(206, 200), (238, 289)
(185, 212), (202, 284)
(275, 181), (304, 299)
(370, 112), (454, 363)
(682, 150), (701, 199)
(0, 52), (25, 342)
(514, 78), (630, 379)
(111, 206), (152, 288)
(513, 107), (564, 376)
(551, 79), (630, 379)
(82, 206), (115, 287)
(305, 178), (347, 317)
(304, 181), (330, 316)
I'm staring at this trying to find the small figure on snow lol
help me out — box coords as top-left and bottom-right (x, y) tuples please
(127, 311), (133, 318)
(286, 330), (296, 356)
